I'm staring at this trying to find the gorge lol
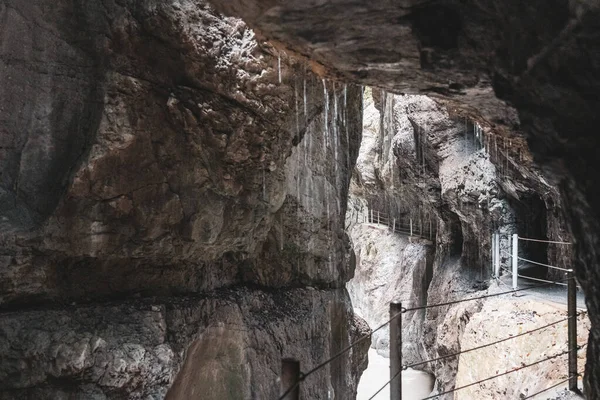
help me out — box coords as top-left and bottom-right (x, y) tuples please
(1, 0), (599, 399)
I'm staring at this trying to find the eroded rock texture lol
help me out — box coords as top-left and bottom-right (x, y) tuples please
(346, 89), (579, 397)
(455, 299), (590, 399)
(0, 1), (367, 398)
(209, 1), (600, 395)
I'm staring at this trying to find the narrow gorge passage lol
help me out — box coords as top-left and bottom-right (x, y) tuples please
(345, 88), (588, 399)
(1, 1), (599, 400)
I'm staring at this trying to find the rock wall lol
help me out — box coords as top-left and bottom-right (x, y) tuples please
(455, 299), (590, 399)
(347, 223), (432, 354)
(0, 1), (367, 398)
(206, 2), (600, 395)
(347, 89), (579, 397)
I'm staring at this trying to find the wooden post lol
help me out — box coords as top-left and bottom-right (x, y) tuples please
(567, 270), (578, 391)
(281, 359), (300, 400)
(409, 218), (413, 237)
(512, 234), (518, 290)
(370, 209), (373, 224)
(390, 302), (403, 400)
(393, 218), (396, 233)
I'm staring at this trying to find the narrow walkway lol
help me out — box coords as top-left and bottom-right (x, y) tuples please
(497, 265), (586, 310)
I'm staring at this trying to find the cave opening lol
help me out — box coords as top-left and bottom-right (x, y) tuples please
(509, 193), (549, 278)
(446, 211), (464, 258)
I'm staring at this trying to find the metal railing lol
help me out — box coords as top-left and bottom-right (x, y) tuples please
(278, 273), (582, 399)
(356, 209), (437, 240)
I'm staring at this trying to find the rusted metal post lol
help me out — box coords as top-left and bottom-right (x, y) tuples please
(281, 359), (300, 400)
(390, 302), (403, 400)
(567, 270), (578, 391)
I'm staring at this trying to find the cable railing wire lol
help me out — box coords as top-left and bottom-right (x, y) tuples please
(516, 256), (571, 272)
(279, 273), (575, 399)
(501, 266), (568, 288)
(421, 346), (577, 400)
(499, 250), (580, 288)
(518, 236), (572, 245)
(365, 369), (401, 400)
(404, 316), (571, 369)
(522, 377), (572, 399)
(277, 308), (404, 400)
(403, 278), (569, 313)
(517, 273), (568, 287)
(522, 343), (588, 399)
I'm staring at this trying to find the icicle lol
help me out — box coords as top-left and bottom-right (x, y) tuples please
(495, 135), (498, 158)
(262, 168), (266, 200)
(323, 79), (329, 158)
(280, 212), (284, 251)
(278, 54), (281, 84)
(343, 85), (348, 126)
(333, 82), (339, 215)
(303, 77), (307, 118)
(360, 86), (364, 116)
(295, 81), (300, 137)
(295, 81), (301, 213)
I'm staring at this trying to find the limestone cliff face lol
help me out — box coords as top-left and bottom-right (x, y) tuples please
(455, 299), (590, 399)
(0, 1), (367, 398)
(347, 224), (431, 354)
(206, 2), (600, 395)
(347, 89), (577, 396)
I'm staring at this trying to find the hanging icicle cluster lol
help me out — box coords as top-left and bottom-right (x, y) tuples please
(290, 70), (354, 277)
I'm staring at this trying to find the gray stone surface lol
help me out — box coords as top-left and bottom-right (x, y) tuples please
(0, 288), (366, 400)
(208, 2), (600, 395)
(0, 0), (368, 398)
(346, 89), (578, 398)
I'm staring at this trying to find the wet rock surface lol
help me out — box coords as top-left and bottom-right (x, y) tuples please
(0, 0), (367, 398)
(209, 1), (600, 395)
(0, 288), (363, 400)
(348, 223), (431, 354)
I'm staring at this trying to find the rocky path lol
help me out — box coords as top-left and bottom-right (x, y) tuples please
(497, 270), (587, 310)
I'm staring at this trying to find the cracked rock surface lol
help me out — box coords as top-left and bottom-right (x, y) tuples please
(0, 0), (368, 398)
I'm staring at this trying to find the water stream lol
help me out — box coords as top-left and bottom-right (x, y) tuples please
(357, 349), (434, 400)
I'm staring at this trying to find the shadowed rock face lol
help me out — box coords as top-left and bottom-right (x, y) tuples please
(208, 0), (600, 395)
(0, 0), (369, 398)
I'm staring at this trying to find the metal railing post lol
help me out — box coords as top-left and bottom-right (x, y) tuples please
(281, 359), (300, 400)
(567, 270), (578, 391)
(512, 234), (519, 290)
(494, 234), (500, 278)
(491, 234), (495, 277)
(390, 302), (403, 400)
